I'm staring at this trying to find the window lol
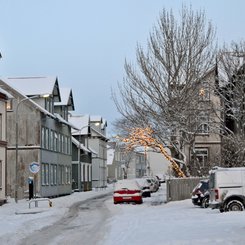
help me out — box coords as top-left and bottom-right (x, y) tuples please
(197, 112), (209, 134)
(62, 165), (65, 184)
(53, 164), (57, 185)
(191, 148), (208, 167)
(41, 127), (50, 149)
(41, 163), (49, 185)
(45, 128), (49, 149)
(57, 133), (60, 152)
(54, 132), (58, 151)
(50, 164), (54, 185)
(45, 97), (53, 113)
(41, 127), (45, 148)
(199, 82), (210, 101)
(65, 166), (71, 184)
(60, 135), (64, 153)
(50, 130), (54, 151)
(57, 165), (61, 185)
(6, 99), (13, 111)
(50, 164), (57, 186)
(64, 136), (68, 154)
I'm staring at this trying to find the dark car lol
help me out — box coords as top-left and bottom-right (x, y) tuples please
(191, 180), (209, 208)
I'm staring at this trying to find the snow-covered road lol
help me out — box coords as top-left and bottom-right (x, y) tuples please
(20, 193), (112, 245)
(1, 184), (245, 245)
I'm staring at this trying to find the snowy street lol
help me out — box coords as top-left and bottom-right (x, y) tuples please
(1, 184), (245, 244)
(20, 193), (112, 245)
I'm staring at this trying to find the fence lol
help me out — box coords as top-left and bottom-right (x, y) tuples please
(166, 177), (208, 202)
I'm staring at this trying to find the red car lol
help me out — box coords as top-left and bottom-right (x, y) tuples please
(113, 179), (143, 204)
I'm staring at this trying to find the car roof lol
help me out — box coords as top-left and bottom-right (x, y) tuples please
(114, 179), (141, 190)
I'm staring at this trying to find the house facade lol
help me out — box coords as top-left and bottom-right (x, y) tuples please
(71, 136), (92, 191)
(0, 91), (8, 201)
(107, 141), (124, 182)
(89, 116), (108, 188)
(182, 69), (222, 176)
(69, 114), (93, 192)
(0, 77), (74, 200)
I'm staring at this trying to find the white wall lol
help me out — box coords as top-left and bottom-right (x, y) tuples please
(147, 150), (171, 176)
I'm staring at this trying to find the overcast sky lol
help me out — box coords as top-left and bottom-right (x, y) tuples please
(0, 0), (245, 135)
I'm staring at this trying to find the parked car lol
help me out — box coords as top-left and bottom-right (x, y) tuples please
(155, 174), (165, 184)
(135, 178), (151, 197)
(191, 180), (209, 208)
(113, 179), (143, 204)
(143, 176), (159, 192)
(209, 167), (245, 212)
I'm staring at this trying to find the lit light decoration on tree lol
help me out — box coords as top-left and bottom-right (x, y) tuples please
(121, 127), (186, 178)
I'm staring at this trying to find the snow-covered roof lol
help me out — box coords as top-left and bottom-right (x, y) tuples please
(90, 115), (102, 122)
(71, 137), (91, 153)
(54, 113), (78, 130)
(90, 115), (107, 129)
(91, 127), (108, 140)
(5, 76), (61, 102)
(0, 88), (13, 98)
(54, 87), (75, 111)
(69, 114), (90, 135)
(0, 78), (77, 129)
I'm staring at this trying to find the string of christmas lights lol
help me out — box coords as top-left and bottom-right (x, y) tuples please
(121, 127), (186, 178)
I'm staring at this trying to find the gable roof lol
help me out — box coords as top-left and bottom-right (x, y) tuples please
(54, 87), (75, 111)
(91, 127), (108, 140)
(0, 78), (77, 129)
(5, 76), (61, 102)
(69, 114), (90, 135)
(90, 115), (107, 129)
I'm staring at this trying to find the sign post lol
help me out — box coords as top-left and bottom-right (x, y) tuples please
(29, 162), (40, 205)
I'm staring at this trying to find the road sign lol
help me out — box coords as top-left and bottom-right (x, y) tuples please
(29, 162), (40, 174)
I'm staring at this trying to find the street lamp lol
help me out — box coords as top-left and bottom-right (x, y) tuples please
(15, 94), (49, 203)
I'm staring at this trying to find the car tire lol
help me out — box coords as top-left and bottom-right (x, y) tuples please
(201, 197), (209, 208)
(226, 200), (244, 211)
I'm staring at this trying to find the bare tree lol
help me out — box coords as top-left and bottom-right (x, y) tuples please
(215, 41), (245, 167)
(112, 6), (217, 175)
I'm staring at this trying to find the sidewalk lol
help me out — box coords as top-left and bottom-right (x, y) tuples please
(0, 187), (113, 244)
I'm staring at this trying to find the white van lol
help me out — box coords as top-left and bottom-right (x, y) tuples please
(209, 166), (245, 212)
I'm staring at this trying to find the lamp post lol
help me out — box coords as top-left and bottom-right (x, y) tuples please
(15, 94), (49, 203)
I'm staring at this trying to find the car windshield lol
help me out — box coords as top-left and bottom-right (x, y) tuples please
(114, 180), (140, 191)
